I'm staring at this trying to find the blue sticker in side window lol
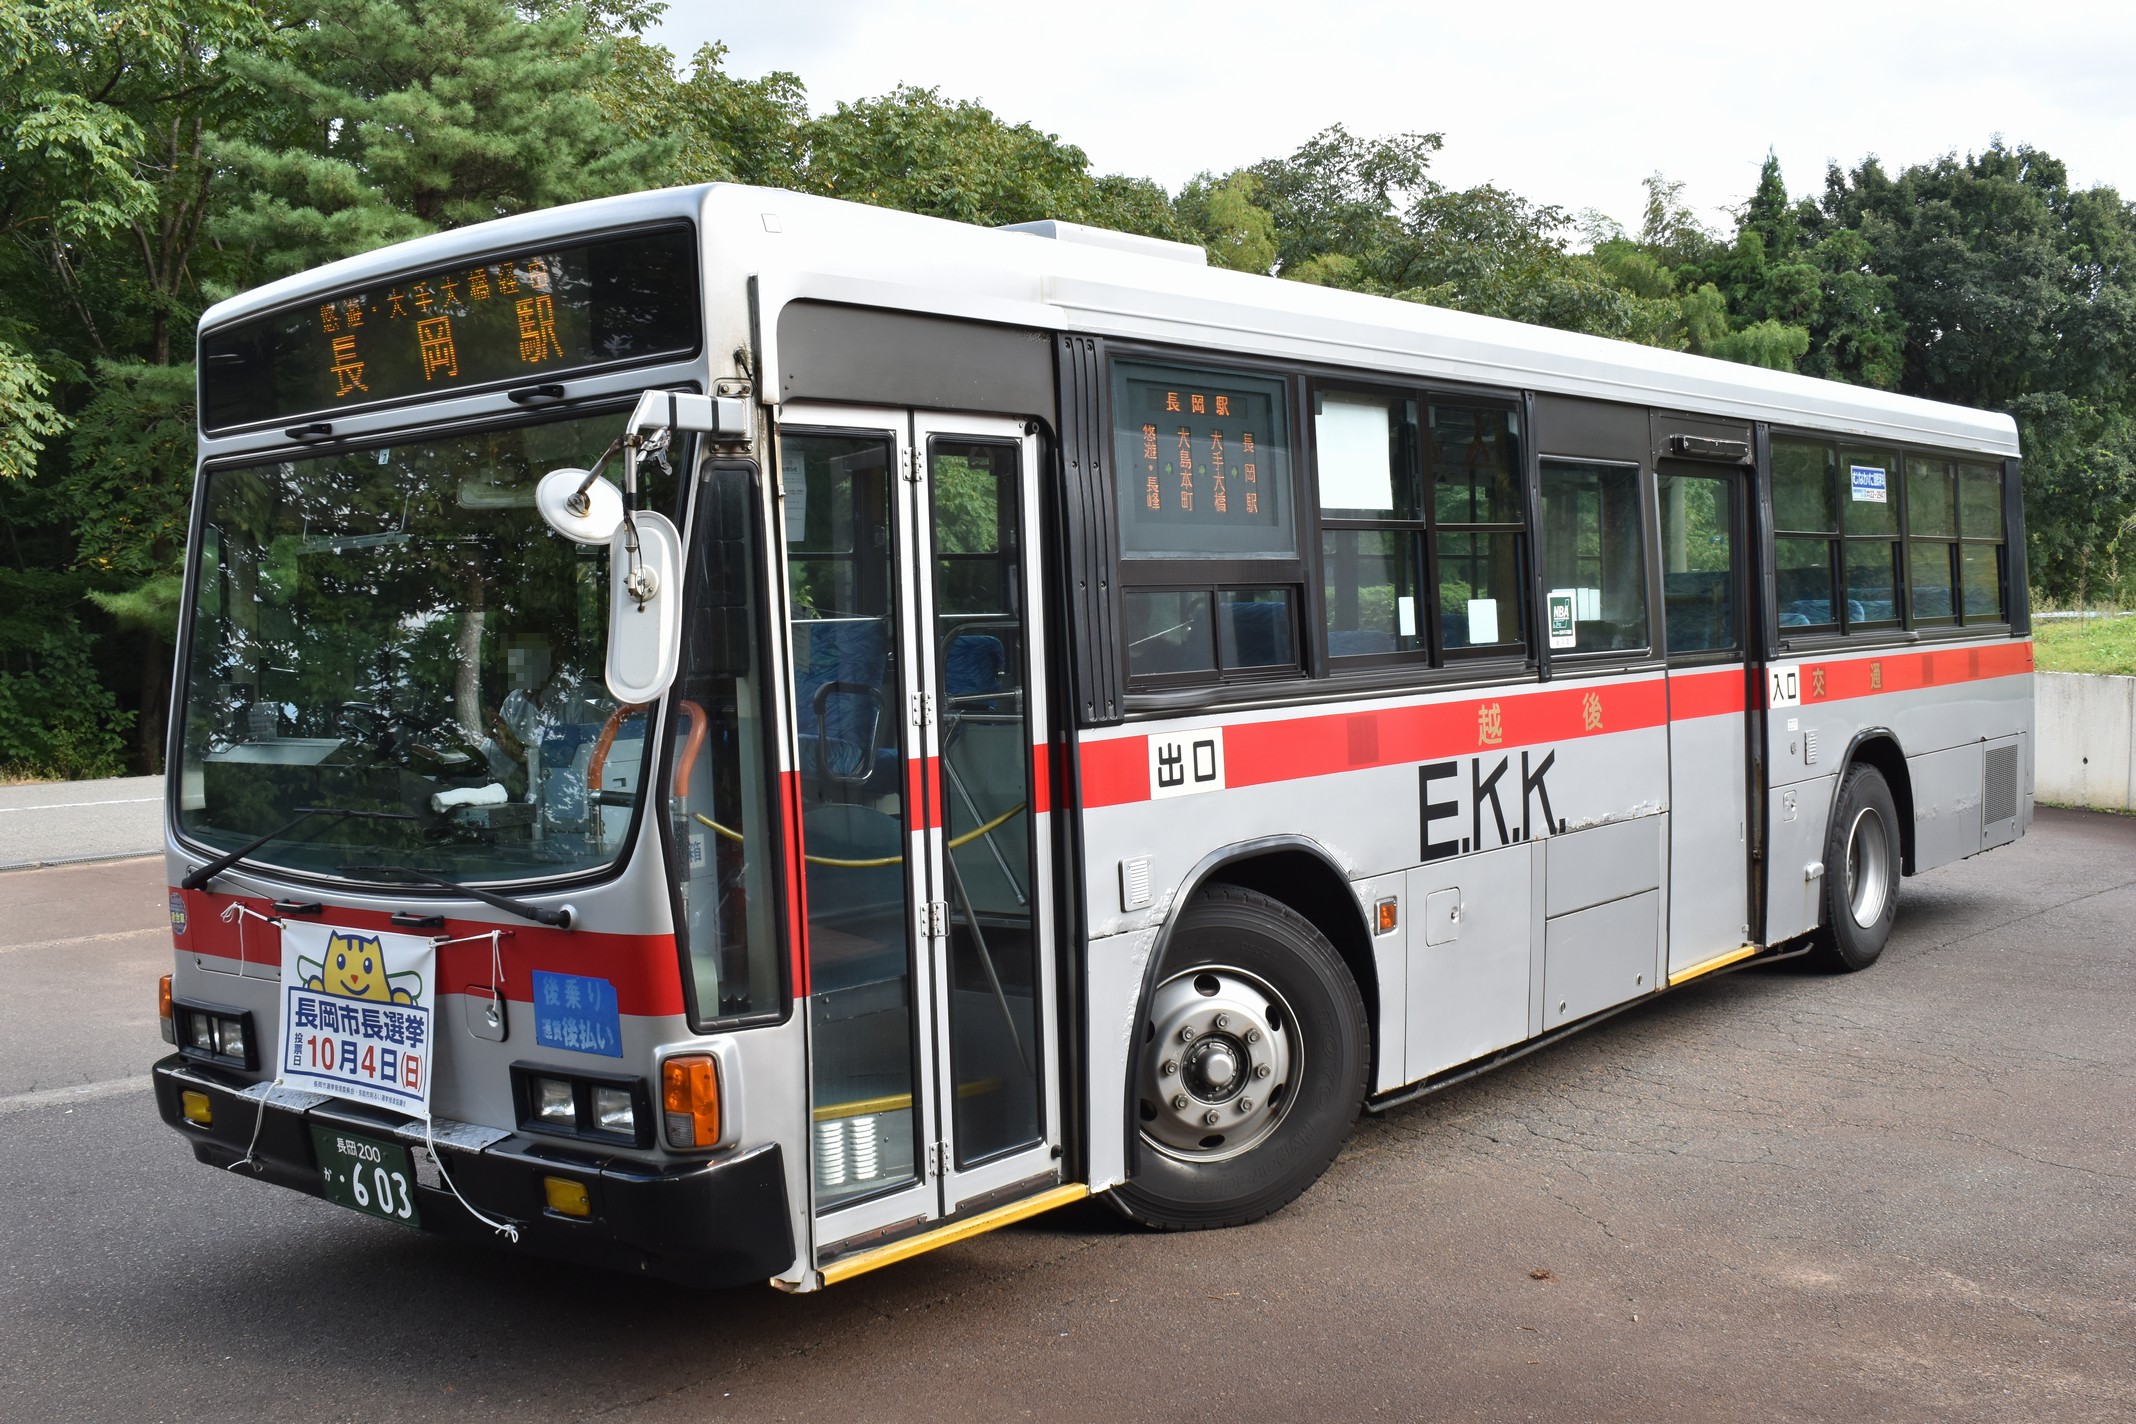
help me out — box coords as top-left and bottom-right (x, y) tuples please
(1849, 464), (1887, 503)
(530, 971), (622, 1057)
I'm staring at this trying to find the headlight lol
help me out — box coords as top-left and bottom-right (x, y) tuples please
(216, 1018), (247, 1061)
(532, 1076), (576, 1126)
(591, 1085), (635, 1134)
(187, 1012), (216, 1052)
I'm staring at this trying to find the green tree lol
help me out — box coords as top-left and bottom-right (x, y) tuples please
(213, 0), (677, 281)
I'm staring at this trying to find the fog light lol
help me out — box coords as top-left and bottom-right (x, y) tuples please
(661, 1054), (720, 1149)
(591, 1085), (635, 1134)
(216, 1017), (247, 1061)
(542, 1175), (591, 1218)
(532, 1076), (576, 1127)
(186, 1012), (215, 1053)
(180, 1090), (212, 1126)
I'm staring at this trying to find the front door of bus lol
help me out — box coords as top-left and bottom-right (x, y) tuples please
(780, 407), (1061, 1255)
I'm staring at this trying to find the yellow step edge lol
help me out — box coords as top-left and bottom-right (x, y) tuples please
(812, 1078), (1001, 1124)
(817, 1183), (1089, 1286)
(1667, 943), (1760, 988)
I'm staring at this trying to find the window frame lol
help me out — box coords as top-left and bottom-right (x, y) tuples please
(1536, 455), (1657, 664)
(1309, 376), (1531, 676)
(1105, 346), (1313, 694)
(1767, 429), (2013, 648)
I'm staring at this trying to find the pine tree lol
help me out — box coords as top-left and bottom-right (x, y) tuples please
(213, 0), (676, 281)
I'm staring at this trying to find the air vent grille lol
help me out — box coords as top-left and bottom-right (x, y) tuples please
(1984, 743), (2019, 824)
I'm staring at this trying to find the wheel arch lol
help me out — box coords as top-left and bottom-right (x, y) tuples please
(1838, 728), (1916, 874)
(1122, 836), (1380, 1177)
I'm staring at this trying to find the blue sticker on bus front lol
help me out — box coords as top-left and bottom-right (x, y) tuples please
(1849, 464), (1887, 503)
(169, 892), (187, 936)
(530, 971), (622, 1057)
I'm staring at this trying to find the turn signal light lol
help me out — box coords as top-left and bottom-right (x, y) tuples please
(542, 1175), (592, 1218)
(158, 975), (174, 1045)
(661, 1054), (720, 1149)
(180, 1090), (212, 1126)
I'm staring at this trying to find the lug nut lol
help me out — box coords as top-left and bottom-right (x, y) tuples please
(1239, 1098), (1254, 1112)
(1245, 1028), (1262, 1043)
(1255, 1063), (1271, 1079)
(1161, 1059), (1178, 1077)
(1214, 1013), (1231, 1030)
(1172, 1094), (1189, 1111)
(1179, 1025), (1196, 1042)
(1202, 1109), (1221, 1127)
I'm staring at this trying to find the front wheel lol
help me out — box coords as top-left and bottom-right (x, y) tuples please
(1809, 763), (1902, 972)
(1109, 885), (1368, 1231)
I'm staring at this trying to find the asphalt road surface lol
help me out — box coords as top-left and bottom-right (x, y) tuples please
(0, 774), (164, 870)
(3, 809), (2133, 1422)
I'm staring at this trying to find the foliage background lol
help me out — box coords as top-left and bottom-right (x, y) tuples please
(5, 1), (2134, 777)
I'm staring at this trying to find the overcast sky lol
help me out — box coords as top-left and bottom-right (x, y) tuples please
(648, 0), (2136, 237)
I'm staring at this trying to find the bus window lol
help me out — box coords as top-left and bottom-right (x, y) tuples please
(1428, 403), (1525, 656)
(1657, 469), (1738, 655)
(1957, 462), (2007, 620)
(1772, 438), (1839, 630)
(1539, 460), (1649, 654)
(1839, 446), (1901, 627)
(672, 465), (779, 1024)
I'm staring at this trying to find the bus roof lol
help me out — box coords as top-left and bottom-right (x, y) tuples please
(200, 183), (2021, 459)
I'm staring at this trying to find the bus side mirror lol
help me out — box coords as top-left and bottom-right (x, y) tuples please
(605, 511), (683, 704)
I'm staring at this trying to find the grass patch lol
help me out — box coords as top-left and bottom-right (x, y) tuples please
(2033, 614), (2136, 675)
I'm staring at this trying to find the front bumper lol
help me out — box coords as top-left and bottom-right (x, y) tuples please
(152, 1055), (792, 1288)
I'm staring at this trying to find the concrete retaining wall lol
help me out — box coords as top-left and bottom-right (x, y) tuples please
(2037, 671), (2136, 812)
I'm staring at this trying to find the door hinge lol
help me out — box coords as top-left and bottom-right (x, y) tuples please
(920, 899), (947, 937)
(908, 691), (935, 726)
(904, 447), (923, 484)
(926, 1141), (949, 1177)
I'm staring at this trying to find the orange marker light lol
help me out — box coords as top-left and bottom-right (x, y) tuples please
(158, 973), (174, 1044)
(661, 1055), (721, 1149)
(1376, 897), (1399, 934)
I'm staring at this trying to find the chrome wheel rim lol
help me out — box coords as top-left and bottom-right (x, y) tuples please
(1844, 805), (1891, 927)
(1138, 965), (1298, 1162)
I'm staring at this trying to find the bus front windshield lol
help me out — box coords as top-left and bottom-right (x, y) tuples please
(176, 412), (668, 886)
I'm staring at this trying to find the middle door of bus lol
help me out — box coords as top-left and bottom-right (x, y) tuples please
(1653, 429), (1755, 975)
(779, 407), (1062, 1256)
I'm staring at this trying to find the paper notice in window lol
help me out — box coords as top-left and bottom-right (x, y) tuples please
(1849, 464), (1887, 503)
(1397, 595), (1416, 637)
(1467, 598), (1498, 645)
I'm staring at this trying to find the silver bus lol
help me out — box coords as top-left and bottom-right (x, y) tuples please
(153, 184), (2033, 1289)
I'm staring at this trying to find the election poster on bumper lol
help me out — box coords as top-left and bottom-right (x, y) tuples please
(280, 923), (436, 1118)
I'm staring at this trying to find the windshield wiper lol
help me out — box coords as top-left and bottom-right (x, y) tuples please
(339, 863), (574, 930)
(182, 805), (417, 892)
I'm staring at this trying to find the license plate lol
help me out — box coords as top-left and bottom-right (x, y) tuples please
(310, 1126), (422, 1227)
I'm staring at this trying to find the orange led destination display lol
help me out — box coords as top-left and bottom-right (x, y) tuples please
(1113, 361), (1293, 557)
(201, 226), (699, 433)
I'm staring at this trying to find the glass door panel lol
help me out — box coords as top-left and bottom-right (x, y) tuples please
(929, 436), (1041, 1165)
(783, 425), (933, 1223)
(914, 416), (1061, 1212)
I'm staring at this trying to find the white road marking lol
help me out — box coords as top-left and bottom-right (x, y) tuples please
(0, 1077), (145, 1116)
(0, 795), (162, 813)
(0, 926), (165, 955)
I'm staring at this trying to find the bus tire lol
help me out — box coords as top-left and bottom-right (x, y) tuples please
(1809, 762), (1902, 972)
(1110, 884), (1368, 1231)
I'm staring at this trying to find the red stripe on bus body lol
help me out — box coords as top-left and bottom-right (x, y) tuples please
(1667, 667), (1748, 720)
(780, 769), (811, 998)
(1081, 677), (1670, 808)
(1792, 640), (2033, 706)
(169, 887), (688, 1016)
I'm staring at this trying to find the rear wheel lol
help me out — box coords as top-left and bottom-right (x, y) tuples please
(1809, 763), (1902, 972)
(1109, 885), (1368, 1230)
